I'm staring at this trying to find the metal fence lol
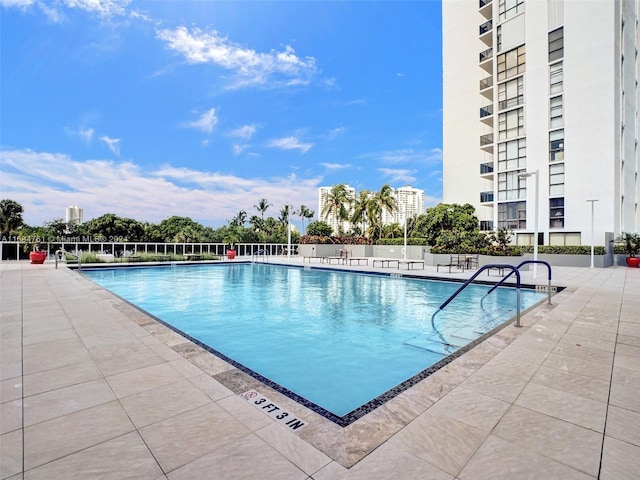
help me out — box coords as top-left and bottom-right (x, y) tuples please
(0, 241), (294, 261)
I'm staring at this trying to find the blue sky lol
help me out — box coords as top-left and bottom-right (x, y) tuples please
(1, 0), (443, 229)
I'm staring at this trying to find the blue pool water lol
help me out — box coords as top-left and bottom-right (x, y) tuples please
(82, 263), (545, 420)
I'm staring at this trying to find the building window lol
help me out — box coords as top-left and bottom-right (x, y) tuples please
(498, 77), (524, 110)
(498, 138), (527, 171)
(497, 45), (526, 81)
(498, 201), (526, 229)
(550, 62), (563, 94)
(549, 163), (565, 196)
(499, 0), (525, 22)
(550, 130), (564, 162)
(480, 220), (494, 231)
(549, 197), (565, 228)
(498, 171), (527, 201)
(498, 107), (525, 140)
(549, 232), (581, 246)
(549, 27), (564, 62)
(550, 95), (563, 128)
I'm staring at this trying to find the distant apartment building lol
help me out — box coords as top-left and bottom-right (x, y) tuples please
(394, 186), (425, 224)
(318, 185), (356, 234)
(442, 0), (639, 247)
(318, 185), (425, 234)
(65, 205), (83, 225)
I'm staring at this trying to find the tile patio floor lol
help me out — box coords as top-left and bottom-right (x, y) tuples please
(1, 259), (639, 479)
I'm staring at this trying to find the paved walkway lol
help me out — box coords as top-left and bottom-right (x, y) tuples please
(1, 260), (639, 479)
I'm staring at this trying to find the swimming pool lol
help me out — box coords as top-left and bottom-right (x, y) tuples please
(82, 263), (546, 424)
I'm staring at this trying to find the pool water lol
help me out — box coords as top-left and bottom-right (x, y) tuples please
(82, 263), (545, 421)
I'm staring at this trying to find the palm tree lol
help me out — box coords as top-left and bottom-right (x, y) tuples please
(350, 190), (372, 238)
(278, 205), (290, 226)
(297, 205), (314, 235)
(369, 184), (398, 241)
(382, 223), (403, 239)
(254, 198), (271, 244)
(230, 210), (247, 228)
(254, 198), (271, 223)
(321, 184), (352, 235)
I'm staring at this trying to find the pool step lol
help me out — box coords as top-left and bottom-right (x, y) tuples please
(404, 331), (468, 356)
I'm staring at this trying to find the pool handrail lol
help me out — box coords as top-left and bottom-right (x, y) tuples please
(431, 264), (522, 328)
(252, 248), (269, 262)
(55, 249), (81, 271)
(481, 260), (553, 306)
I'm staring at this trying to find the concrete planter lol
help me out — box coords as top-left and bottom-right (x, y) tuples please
(524, 253), (612, 268)
(372, 245), (425, 260)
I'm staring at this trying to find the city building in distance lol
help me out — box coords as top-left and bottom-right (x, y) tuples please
(318, 185), (425, 235)
(65, 205), (83, 225)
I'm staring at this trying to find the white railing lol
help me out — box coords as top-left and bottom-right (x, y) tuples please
(0, 241), (294, 262)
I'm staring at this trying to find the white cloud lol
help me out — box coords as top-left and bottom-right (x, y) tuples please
(65, 126), (95, 143)
(0, 0), (35, 8)
(156, 26), (318, 89)
(327, 126), (346, 140)
(1, 148), (321, 226)
(233, 144), (249, 156)
(183, 108), (218, 134)
(378, 168), (417, 185)
(229, 124), (256, 140)
(64, 0), (131, 17)
(1, 0), (149, 23)
(363, 147), (442, 164)
(266, 136), (312, 154)
(320, 162), (350, 170)
(100, 135), (120, 155)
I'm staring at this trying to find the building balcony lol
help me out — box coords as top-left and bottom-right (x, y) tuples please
(479, 0), (492, 19)
(480, 133), (494, 153)
(479, 75), (493, 100)
(480, 191), (494, 203)
(479, 20), (493, 46)
(479, 47), (493, 73)
(480, 162), (494, 177)
(480, 104), (494, 126)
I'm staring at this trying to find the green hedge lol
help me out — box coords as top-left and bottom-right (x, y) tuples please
(375, 238), (427, 246)
(518, 245), (606, 255)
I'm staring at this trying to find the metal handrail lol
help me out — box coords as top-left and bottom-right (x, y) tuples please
(482, 260), (552, 305)
(431, 264), (522, 328)
(55, 249), (81, 270)
(251, 249), (269, 262)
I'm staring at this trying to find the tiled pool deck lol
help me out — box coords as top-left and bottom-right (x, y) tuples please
(1, 259), (639, 479)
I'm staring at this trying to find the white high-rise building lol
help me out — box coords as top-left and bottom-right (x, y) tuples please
(442, 0), (639, 247)
(318, 185), (356, 235)
(65, 205), (83, 225)
(318, 185), (425, 234)
(394, 186), (425, 224)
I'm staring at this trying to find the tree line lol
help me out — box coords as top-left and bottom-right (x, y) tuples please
(0, 198), (315, 246)
(2, 195), (506, 252)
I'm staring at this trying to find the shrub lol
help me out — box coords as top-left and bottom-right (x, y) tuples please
(376, 238), (427, 246)
(299, 235), (371, 245)
(518, 245), (606, 255)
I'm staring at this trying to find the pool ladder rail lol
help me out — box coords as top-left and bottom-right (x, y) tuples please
(431, 260), (553, 330)
(251, 249), (269, 263)
(55, 249), (81, 271)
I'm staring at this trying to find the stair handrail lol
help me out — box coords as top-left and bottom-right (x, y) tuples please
(481, 260), (552, 305)
(431, 264), (522, 328)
